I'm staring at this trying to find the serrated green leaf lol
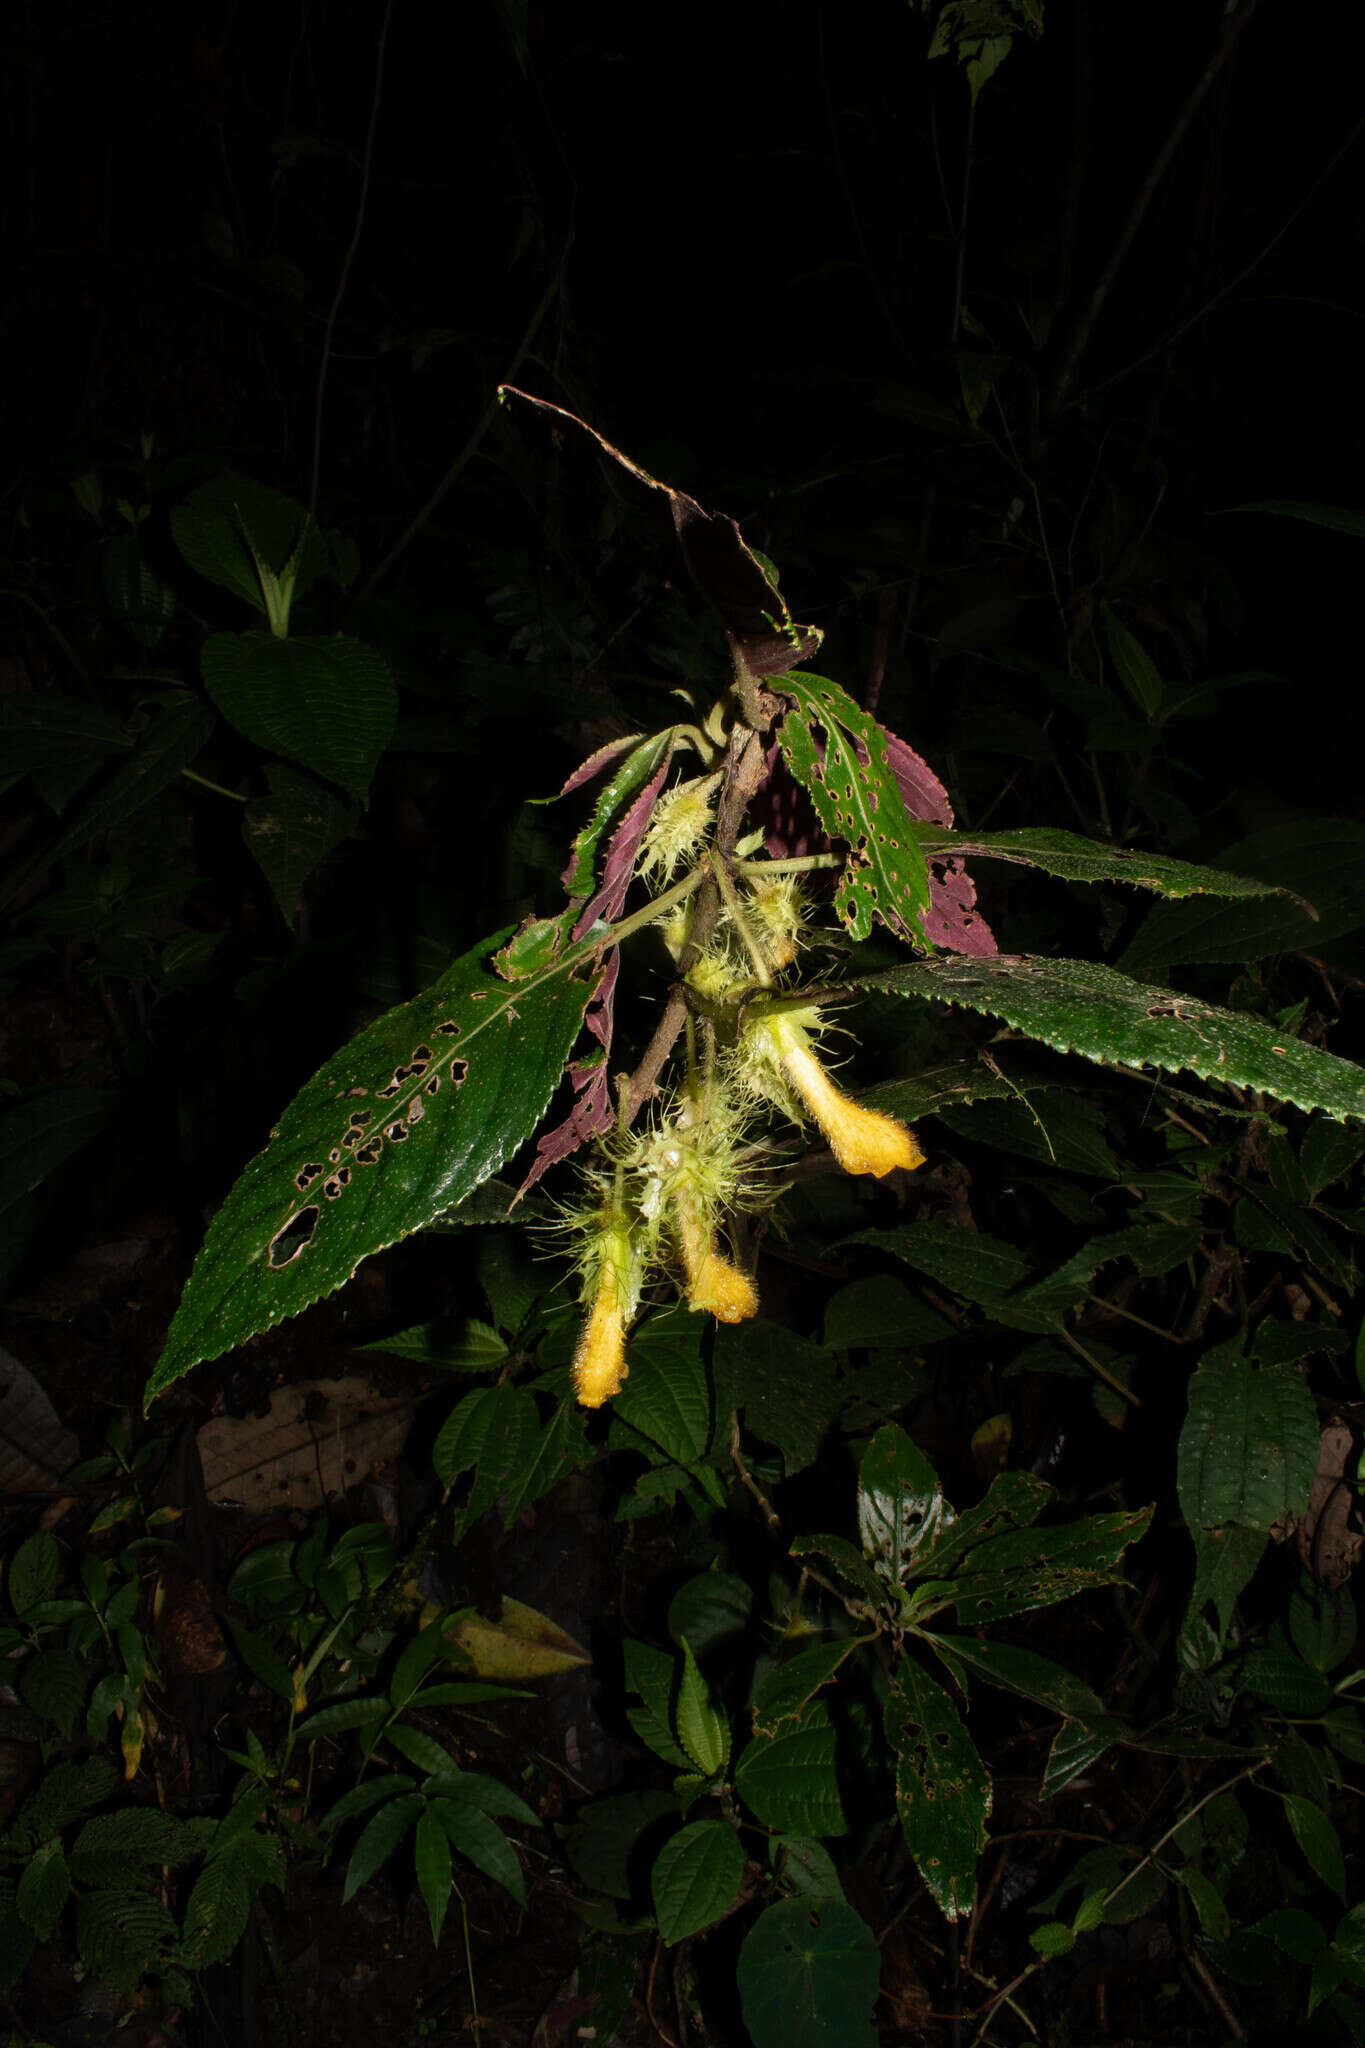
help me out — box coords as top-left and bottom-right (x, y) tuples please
(181, 1853), (253, 1970)
(674, 1637), (727, 1777)
(735, 1706), (849, 1838)
(821, 1274), (953, 1351)
(752, 1641), (860, 1739)
(930, 1634), (1105, 1719)
(1289, 1582), (1358, 1674)
(933, 1091), (1119, 1178)
(1283, 1793), (1346, 1895)
(1236, 1646), (1332, 1715)
(857, 1423), (951, 1583)
(1184, 1523), (1266, 1647)
(914, 823), (1288, 902)
(1249, 1905), (1329, 1963)
(431, 1383), (539, 1532)
(854, 954), (1365, 1123)
(342, 1791), (424, 1902)
(6, 1530), (61, 1617)
(414, 1806), (452, 1946)
(15, 1839), (68, 1940)
(431, 1799), (526, 1907)
(773, 671), (931, 943)
(613, 1312), (712, 1465)
(737, 1896), (879, 2048)
(19, 1648), (86, 1738)
(561, 732), (673, 897)
(75, 1887), (178, 1992)
(1042, 1716), (1125, 1798)
(421, 1769), (538, 1829)
(2, 696), (215, 909)
(71, 1808), (194, 1866)
(201, 632), (395, 802)
(1120, 820), (1365, 973)
(321, 1775), (417, 1833)
(789, 1531), (891, 1610)
(651, 1819), (744, 1945)
(948, 1505), (1153, 1626)
(713, 1318), (839, 1473)
(624, 1639), (693, 1768)
(243, 762), (357, 926)
(500, 1400), (591, 1523)
(1101, 606), (1164, 717)
(294, 1697), (391, 1740)
(1179, 1865), (1231, 1941)
(146, 934), (592, 1401)
(919, 1469), (1053, 1578)
(170, 472), (330, 611)
(1178, 1338), (1321, 1537)
(224, 1620), (296, 1704)
(842, 1219), (1029, 1303)
(364, 1315), (510, 1373)
(1029, 1920), (1076, 1957)
(885, 1653), (990, 1920)
(771, 1834), (844, 1899)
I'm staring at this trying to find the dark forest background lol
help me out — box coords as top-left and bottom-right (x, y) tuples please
(1, 3), (1364, 2044)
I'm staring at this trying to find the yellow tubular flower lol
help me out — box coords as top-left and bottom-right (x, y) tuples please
(755, 1011), (925, 1179)
(572, 1259), (630, 1409)
(674, 1201), (758, 1323)
(570, 1205), (642, 1410)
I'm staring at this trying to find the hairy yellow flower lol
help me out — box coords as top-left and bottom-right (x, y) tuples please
(639, 774), (720, 884)
(742, 1009), (924, 1179)
(572, 1257), (631, 1408)
(745, 873), (809, 972)
(567, 1202), (644, 1410)
(674, 1201), (758, 1323)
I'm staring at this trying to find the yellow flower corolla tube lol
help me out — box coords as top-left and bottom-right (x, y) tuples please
(747, 1010), (925, 1179)
(569, 1206), (642, 1410)
(572, 1259), (630, 1409)
(674, 1201), (758, 1323)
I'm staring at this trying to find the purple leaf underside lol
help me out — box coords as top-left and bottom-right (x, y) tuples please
(760, 727), (996, 957)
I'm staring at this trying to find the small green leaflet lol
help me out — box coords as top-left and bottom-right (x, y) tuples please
(911, 824), (1299, 904)
(853, 954), (1365, 1123)
(146, 933), (593, 1402)
(772, 672), (931, 942)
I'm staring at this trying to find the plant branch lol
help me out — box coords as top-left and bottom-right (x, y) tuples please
(360, 267), (564, 598)
(309, 0), (395, 520)
(1044, 0), (1260, 419)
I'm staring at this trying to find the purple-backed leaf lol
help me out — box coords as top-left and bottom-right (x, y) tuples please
(561, 732), (672, 899)
(571, 746), (674, 938)
(520, 746), (674, 1190)
(520, 951), (618, 1192)
(759, 714), (995, 957)
(552, 732), (646, 800)
(499, 387), (821, 677)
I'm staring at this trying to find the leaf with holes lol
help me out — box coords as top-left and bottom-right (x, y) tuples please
(145, 933), (593, 1403)
(947, 1505), (1153, 1626)
(857, 1424), (953, 1585)
(201, 632), (396, 802)
(852, 955), (1365, 1123)
(737, 1896), (880, 2048)
(773, 673), (931, 942)
(885, 1654), (991, 1921)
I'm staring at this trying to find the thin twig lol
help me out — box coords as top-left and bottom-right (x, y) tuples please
(308, 0), (395, 520)
(359, 265), (564, 596)
(730, 1415), (781, 1535)
(1045, 0), (1260, 418)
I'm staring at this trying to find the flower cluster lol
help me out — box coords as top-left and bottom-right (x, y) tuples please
(563, 859), (923, 1409)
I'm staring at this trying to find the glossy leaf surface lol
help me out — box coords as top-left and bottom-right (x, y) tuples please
(855, 954), (1365, 1122)
(147, 936), (591, 1400)
(885, 1654), (991, 1920)
(774, 672), (932, 942)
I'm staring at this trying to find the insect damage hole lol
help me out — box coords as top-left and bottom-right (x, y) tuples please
(269, 1207), (319, 1268)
